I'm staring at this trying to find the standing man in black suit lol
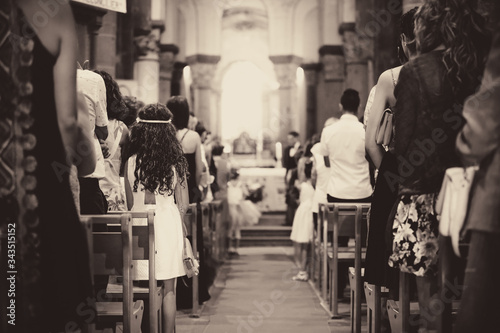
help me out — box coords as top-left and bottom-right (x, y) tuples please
(283, 131), (302, 226)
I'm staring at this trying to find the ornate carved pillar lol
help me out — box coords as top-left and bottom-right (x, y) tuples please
(187, 55), (220, 132)
(270, 55), (302, 143)
(159, 44), (179, 103)
(316, 46), (345, 129)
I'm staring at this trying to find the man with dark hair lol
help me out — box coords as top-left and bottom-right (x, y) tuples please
(283, 131), (302, 225)
(318, 88), (372, 295)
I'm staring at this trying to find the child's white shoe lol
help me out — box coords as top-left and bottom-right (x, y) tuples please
(292, 271), (308, 282)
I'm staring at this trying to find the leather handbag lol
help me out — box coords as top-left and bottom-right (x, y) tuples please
(436, 166), (478, 257)
(375, 108), (394, 146)
(183, 237), (199, 278)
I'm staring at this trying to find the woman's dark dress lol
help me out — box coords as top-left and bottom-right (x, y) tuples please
(364, 152), (399, 288)
(176, 151), (212, 308)
(32, 36), (93, 331)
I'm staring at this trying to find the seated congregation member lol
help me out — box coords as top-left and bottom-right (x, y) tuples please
(389, 1), (490, 331)
(124, 103), (189, 333)
(363, 7), (419, 290)
(94, 70), (130, 211)
(319, 88), (373, 296)
(454, 24), (500, 333)
(77, 67), (110, 214)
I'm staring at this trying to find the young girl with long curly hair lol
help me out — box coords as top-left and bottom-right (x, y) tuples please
(124, 103), (190, 333)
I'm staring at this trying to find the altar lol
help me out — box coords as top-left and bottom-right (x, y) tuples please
(238, 167), (287, 212)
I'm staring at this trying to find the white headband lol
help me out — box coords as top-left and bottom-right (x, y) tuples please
(136, 118), (172, 124)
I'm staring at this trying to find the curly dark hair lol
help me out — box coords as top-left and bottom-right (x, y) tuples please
(414, 0), (490, 101)
(93, 70), (128, 121)
(123, 96), (145, 127)
(128, 103), (189, 195)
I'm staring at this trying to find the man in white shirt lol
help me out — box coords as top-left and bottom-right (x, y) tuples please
(77, 69), (109, 214)
(319, 88), (372, 203)
(318, 88), (372, 296)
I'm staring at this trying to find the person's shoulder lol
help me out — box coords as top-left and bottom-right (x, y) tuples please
(77, 69), (102, 82)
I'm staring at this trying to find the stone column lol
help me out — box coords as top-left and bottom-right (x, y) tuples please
(133, 26), (161, 104)
(316, 46), (345, 130)
(159, 44), (179, 103)
(71, 3), (106, 67)
(340, 22), (372, 119)
(94, 11), (117, 75)
(302, 63), (321, 137)
(269, 56), (303, 143)
(187, 55), (220, 132)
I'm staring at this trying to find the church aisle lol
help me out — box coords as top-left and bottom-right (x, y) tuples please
(177, 247), (331, 333)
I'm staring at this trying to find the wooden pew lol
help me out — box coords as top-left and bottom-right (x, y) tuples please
(185, 203), (200, 318)
(309, 208), (322, 290)
(209, 200), (225, 263)
(200, 203), (212, 263)
(320, 203), (369, 328)
(81, 214), (144, 333)
(364, 282), (389, 333)
(106, 210), (163, 333)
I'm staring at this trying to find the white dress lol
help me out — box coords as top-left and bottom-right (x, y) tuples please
(311, 143), (330, 214)
(127, 156), (186, 280)
(290, 181), (315, 243)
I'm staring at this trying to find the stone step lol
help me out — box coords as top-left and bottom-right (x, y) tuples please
(240, 236), (292, 247)
(257, 213), (286, 226)
(240, 223), (292, 247)
(240, 225), (292, 238)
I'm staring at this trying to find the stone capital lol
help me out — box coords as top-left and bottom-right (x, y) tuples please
(273, 62), (299, 89)
(189, 61), (219, 89)
(186, 54), (221, 65)
(301, 63), (321, 86)
(341, 30), (374, 64)
(319, 45), (345, 82)
(159, 44), (179, 80)
(318, 45), (344, 57)
(134, 33), (160, 57)
(269, 55), (303, 65)
(159, 44), (180, 55)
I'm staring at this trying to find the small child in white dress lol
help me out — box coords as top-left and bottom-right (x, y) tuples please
(227, 169), (261, 255)
(290, 160), (315, 281)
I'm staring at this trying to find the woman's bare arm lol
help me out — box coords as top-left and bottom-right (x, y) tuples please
(18, 0), (78, 166)
(193, 134), (204, 187)
(365, 70), (394, 169)
(175, 175), (190, 236)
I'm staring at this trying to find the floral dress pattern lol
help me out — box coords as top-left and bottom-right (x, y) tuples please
(388, 193), (439, 277)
